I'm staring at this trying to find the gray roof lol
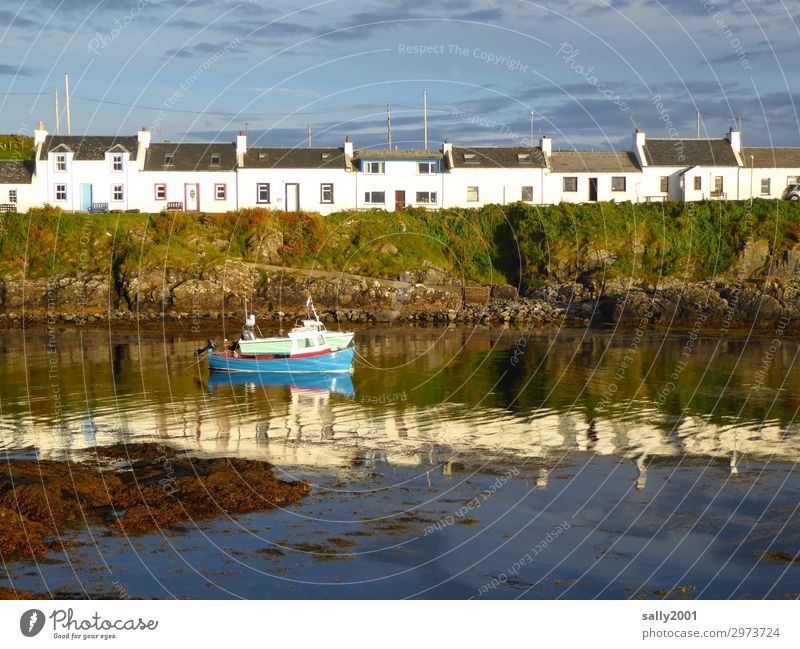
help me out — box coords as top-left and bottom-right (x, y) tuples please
(354, 149), (444, 161)
(742, 147), (800, 168)
(39, 135), (139, 161)
(451, 146), (547, 168)
(0, 159), (34, 184)
(550, 150), (640, 173)
(143, 142), (237, 172)
(642, 138), (738, 167)
(244, 147), (346, 169)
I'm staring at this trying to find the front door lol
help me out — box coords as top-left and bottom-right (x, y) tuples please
(588, 178), (598, 202)
(285, 183), (299, 211)
(185, 184), (199, 211)
(80, 184), (93, 211)
(395, 190), (406, 211)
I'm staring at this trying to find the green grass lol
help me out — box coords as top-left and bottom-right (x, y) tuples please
(1, 201), (799, 287)
(0, 134), (34, 160)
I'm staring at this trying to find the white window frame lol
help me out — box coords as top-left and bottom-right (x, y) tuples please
(363, 161), (385, 174)
(521, 186), (534, 202)
(611, 176), (626, 192)
(111, 153), (123, 172)
(364, 191), (385, 204)
(55, 184), (67, 201)
(164, 154), (174, 166)
(563, 177), (577, 192)
(467, 186), (479, 202)
(215, 183), (226, 200)
(760, 178), (771, 196)
(257, 183), (270, 204)
(713, 176), (724, 196)
(660, 176), (669, 193)
(417, 161), (437, 175)
(55, 153), (67, 172)
(415, 191), (437, 205)
(111, 184), (124, 202)
(154, 184), (166, 201)
(211, 153), (221, 165)
(320, 183), (334, 204)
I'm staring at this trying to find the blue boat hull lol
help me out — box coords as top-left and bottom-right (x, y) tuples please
(208, 347), (355, 373)
(208, 372), (354, 396)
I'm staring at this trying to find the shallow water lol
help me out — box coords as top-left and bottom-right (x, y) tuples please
(1, 323), (798, 599)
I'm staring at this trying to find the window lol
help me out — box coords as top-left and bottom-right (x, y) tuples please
(467, 186), (479, 202)
(364, 191), (385, 204)
(210, 153), (221, 165)
(320, 153), (331, 160)
(112, 184), (124, 202)
(363, 161), (385, 174)
(761, 178), (771, 196)
(660, 176), (669, 193)
(258, 152), (269, 161)
(9, 189), (17, 203)
(563, 177), (577, 192)
(517, 153), (532, 163)
(463, 153), (478, 164)
(214, 184), (226, 200)
(55, 153), (67, 172)
(164, 154), (174, 166)
(787, 176), (800, 185)
(417, 161), (437, 174)
(694, 176), (702, 191)
(521, 186), (534, 202)
(320, 183), (334, 204)
(111, 153), (123, 172)
(55, 184), (67, 201)
(611, 176), (626, 192)
(154, 184), (166, 200)
(257, 183), (270, 203)
(416, 191), (437, 204)
(713, 176), (723, 195)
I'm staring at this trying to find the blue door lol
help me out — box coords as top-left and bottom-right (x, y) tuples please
(80, 184), (92, 211)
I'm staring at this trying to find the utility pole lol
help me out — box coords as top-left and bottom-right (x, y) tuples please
(64, 73), (72, 135)
(387, 102), (392, 149)
(423, 90), (428, 150)
(307, 124), (312, 148)
(530, 110), (534, 148)
(750, 154), (754, 207)
(696, 109), (700, 138)
(54, 89), (60, 135)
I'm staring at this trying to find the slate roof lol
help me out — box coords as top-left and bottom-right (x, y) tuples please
(244, 147), (347, 169)
(450, 146), (547, 168)
(742, 147), (800, 168)
(641, 138), (738, 167)
(550, 151), (640, 173)
(354, 149), (444, 160)
(143, 143), (237, 171)
(39, 135), (139, 160)
(0, 159), (34, 184)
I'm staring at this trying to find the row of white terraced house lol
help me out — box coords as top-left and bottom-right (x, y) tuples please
(2, 123), (800, 214)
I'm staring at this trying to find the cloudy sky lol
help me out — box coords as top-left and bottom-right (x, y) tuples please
(0, 0), (797, 150)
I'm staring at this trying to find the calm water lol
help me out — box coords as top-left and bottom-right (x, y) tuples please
(1, 323), (798, 599)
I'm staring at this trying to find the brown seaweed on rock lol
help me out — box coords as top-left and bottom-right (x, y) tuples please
(0, 443), (310, 570)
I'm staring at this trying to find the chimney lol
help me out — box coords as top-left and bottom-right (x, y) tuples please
(727, 127), (741, 154)
(442, 140), (453, 170)
(137, 127), (151, 149)
(34, 120), (48, 147)
(539, 135), (552, 158)
(236, 130), (247, 166)
(344, 135), (354, 170)
(632, 127), (647, 167)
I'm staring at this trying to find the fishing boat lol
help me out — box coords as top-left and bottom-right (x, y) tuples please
(237, 297), (354, 356)
(208, 370), (354, 397)
(205, 328), (355, 374)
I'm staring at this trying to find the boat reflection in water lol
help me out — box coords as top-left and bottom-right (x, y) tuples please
(207, 370), (355, 398)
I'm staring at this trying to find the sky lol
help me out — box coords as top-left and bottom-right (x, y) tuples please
(0, 0), (798, 151)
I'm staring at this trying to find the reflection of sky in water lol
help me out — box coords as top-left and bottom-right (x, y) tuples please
(0, 327), (798, 599)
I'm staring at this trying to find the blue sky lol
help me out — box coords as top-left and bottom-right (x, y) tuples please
(0, 0), (798, 150)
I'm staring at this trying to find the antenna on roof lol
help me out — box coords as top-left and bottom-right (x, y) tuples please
(54, 89), (60, 135)
(64, 73), (72, 136)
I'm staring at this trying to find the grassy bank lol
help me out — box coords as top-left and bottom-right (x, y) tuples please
(0, 134), (33, 160)
(1, 200), (798, 287)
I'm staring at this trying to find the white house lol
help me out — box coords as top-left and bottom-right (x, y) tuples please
(740, 147), (800, 199)
(631, 128), (742, 201)
(443, 142), (547, 207)
(353, 147), (445, 211)
(546, 149), (641, 204)
(0, 159), (35, 212)
(237, 134), (355, 214)
(33, 123), (138, 212)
